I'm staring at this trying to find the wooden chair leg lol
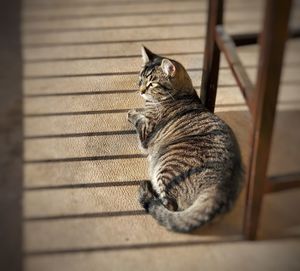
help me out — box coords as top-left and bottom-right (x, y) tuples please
(200, 0), (224, 112)
(243, 0), (292, 240)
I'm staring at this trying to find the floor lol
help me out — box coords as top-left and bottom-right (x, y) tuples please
(1, 0), (300, 270)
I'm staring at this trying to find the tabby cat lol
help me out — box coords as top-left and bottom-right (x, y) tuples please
(127, 46), (244, 232)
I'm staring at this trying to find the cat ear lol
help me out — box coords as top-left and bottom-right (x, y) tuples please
(161, 59), (176, 77)
(141, 45), (156, 64)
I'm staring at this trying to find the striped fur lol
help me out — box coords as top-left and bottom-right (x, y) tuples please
(127, 46), (244, 232)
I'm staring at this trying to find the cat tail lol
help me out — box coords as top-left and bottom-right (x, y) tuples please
(140, 182), (228, 233)
(140, 155), (244, 233)
(152, 190), (227, 232)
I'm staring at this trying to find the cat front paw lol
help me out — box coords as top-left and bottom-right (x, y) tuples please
(127, 109), (138, 124)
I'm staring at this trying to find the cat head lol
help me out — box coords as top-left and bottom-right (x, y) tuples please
(138, 46), (196, 102)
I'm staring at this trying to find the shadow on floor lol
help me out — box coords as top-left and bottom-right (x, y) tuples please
(0, 1), (23, 270)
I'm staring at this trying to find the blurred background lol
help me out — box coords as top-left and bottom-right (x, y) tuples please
(0, 0), (300, 270)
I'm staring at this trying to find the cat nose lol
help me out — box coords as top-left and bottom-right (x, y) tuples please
(140, 86), (146, 94)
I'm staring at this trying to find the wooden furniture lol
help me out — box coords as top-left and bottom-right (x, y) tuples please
(201, 0), (300, 240)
